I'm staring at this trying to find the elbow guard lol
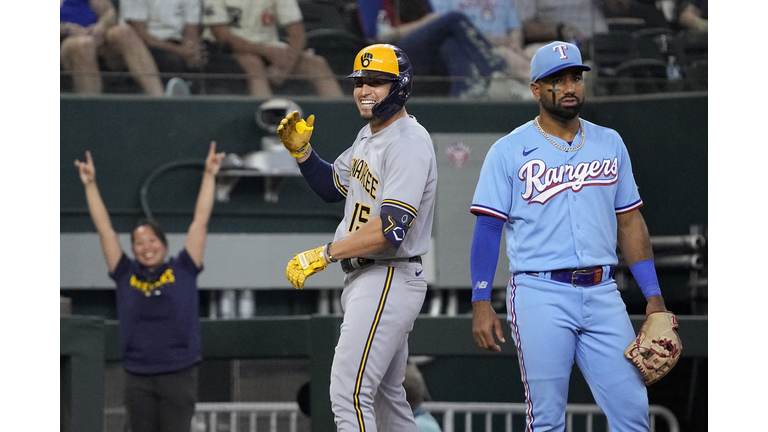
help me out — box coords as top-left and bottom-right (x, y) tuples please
(380, 203), (416, 249)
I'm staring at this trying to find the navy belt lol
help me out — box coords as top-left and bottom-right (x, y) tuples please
(525, 265), (614, 287)
(340, 256), (421, 274)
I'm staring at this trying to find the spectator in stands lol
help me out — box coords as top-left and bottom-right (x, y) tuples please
(429, 0), (535, 100)
(677, 0), (707, 32)
(120, 0), (207, 90)
(356, 0), (509, 99)
(200, 0), (344, 98)
(60, 0), (165, 95)
(74, 142), (225, 432)
(403, 359), (443, 432)
(617, 0), (675, 29)
(513, 0), (631, 57)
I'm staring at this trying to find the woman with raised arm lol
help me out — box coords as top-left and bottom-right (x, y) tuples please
(74, 141), (225, 432)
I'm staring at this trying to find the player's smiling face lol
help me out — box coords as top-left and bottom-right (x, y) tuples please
(353, 76), (394, 121)
(132, 225), (167, 270)
(534, 67), (585, 120)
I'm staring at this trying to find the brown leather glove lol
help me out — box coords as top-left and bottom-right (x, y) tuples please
(624, 311), (683, 385)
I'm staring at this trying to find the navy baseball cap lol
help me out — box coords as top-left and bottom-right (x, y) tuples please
(530, 41), (591, 82)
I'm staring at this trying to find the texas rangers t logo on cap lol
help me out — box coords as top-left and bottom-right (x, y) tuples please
(553, 44), (569, 59)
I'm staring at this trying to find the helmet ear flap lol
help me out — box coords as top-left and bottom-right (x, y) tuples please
(372, 71), (411, 120)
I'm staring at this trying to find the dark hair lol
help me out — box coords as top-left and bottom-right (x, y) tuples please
(131, 219), (168, 249)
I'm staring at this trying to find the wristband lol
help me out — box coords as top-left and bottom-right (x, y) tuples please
(629, 259), (662, 298)
(324, 242), (337, 263)
(291, 143), (311, 159)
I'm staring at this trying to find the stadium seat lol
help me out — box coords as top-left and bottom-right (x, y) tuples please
(612, 58), (669, 95)
(591, 31), (634, 96)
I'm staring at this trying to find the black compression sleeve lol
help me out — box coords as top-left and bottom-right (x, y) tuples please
(299, 149), (345, 203)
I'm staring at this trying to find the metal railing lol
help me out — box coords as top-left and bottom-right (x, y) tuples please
(421, 402), (680, 432)
(108, 401), (678, 432)
(60, 69), (705, 98)
(193, 402), (301, 432)
(105, 402), (302, 432)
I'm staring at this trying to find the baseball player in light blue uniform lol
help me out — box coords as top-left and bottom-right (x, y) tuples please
(469, 41), (670, 431)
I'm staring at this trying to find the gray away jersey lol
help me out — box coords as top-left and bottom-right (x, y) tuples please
(332, 116), (437, 259)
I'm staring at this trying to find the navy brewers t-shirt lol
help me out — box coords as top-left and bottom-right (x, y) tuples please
(110, 249), (202, 375)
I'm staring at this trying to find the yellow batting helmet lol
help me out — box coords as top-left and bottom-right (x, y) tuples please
(347, 44), (413, 120)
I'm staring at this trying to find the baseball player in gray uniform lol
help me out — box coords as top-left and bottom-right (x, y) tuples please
(278, 43), (437, 432)
(470, 41), (680, 431)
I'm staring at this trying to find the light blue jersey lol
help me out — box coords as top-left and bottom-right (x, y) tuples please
(430, 0), (522, 35)
(470, 118), (642, 274)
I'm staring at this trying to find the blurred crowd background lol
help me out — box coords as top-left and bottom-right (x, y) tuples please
(60, 0), (708, 99)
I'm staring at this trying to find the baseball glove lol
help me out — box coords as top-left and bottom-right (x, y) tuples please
(624, 311), (682, 386)
(277, 111), (314, 158)
(286, 245), (330, 289)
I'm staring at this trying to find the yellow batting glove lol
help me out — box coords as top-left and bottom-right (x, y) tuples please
(277, 111), (315, 159)
(286, 245), (331, 289)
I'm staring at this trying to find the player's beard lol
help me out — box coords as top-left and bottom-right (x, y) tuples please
(357, 102), (376, 121)
(541, 93), (584, 121)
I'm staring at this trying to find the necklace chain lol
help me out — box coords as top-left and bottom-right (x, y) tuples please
(533, 116), (585, 152)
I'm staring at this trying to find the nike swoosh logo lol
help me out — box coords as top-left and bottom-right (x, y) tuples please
(523, 147), (538, 156)
(415, 270), (423, 276)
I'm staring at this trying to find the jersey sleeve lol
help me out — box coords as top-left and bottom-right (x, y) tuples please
(108, 253), (132, 281)
(174, 249), (204, 275)
(332, 146), (354, 197)
(470, 144), (512, 221)
(379, 133), (434, 219)
(613, 135), (643, 214)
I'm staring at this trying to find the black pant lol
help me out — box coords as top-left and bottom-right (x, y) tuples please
(148, 43), (206, 93)
(198, 40), (249, 94)
(124, 365), (198, 432)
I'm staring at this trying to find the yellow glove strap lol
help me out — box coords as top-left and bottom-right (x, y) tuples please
(290, 143), (311, 159)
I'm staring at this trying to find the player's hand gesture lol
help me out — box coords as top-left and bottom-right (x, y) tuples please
(204, 141), (226, 177)
(74, 151), (96, 186)
(472, 300), (506, 352)
(277, 111), (314, 157)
